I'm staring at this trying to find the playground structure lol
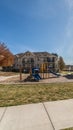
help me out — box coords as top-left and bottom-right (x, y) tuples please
(24, 63), (60, 82)
(24, 68), (41, 82)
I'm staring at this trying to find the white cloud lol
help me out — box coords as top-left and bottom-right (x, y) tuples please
(60, 0), (73, 64)
(65, 0), (73, 10)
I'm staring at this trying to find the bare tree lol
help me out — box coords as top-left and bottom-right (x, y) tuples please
(58, 56), (65, 71)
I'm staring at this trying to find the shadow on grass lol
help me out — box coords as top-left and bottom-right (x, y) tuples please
(64, 74), (73, 79)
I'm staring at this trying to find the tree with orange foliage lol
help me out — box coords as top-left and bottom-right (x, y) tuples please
(0, 43), (14, 67)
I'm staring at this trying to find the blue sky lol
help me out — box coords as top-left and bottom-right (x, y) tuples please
(0, 0), (73, 64)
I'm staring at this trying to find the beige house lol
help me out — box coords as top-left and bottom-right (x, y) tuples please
(13, 51), (59, 72)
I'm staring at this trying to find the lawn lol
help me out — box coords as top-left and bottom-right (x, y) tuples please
(0, 71), (19, 76)
(61, 71), (73, 75)
(62, 128), (73, 130)
(0, 82), (73, 107)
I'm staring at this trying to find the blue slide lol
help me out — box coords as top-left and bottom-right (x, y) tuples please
(32, 74), (42, 80)
(49, 70), (60, 77)
(36, 74), (42, 79)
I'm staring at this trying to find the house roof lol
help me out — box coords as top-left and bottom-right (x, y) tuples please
(15, 51), (57, 58)
(33, 52), (51, 57)
(15, 53), (24, 58)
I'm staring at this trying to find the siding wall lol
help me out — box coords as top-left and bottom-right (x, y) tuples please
(14, 51), (59, 72)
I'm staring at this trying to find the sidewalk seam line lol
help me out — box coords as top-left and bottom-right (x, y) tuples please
(43, 103), (55, 130)
(0, 107), (7, 123)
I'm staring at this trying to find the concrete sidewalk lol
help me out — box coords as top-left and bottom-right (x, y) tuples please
(0, 99), (73, 130)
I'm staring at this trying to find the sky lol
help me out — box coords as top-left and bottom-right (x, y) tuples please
(0, 0), (73, 65)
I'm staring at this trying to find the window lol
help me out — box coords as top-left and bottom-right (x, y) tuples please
(31, 58), (34, 62)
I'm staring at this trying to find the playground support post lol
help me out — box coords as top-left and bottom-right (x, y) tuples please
(42, 64), (44, 79)
(19, 65), (22, 81)
(47, 63), (49, 78)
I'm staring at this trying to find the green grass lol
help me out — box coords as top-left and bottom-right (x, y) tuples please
(0, 82), (73, 107)
(0, 71), (19, 76)
(61, 71), (73, 75)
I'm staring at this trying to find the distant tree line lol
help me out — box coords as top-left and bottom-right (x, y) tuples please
(58, 56), (65, 71)
(52, 53), (65, 71)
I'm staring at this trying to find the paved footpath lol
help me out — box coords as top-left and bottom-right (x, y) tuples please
(0, 99), (73, 130)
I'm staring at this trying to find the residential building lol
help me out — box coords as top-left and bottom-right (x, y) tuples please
(13, 51), (59, 72)
(64, 65), (73, 71)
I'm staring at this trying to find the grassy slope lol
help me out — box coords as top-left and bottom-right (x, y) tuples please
(0, 82), (73, 107)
